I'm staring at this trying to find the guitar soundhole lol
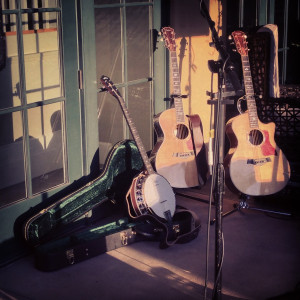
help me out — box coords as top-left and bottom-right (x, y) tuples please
(249, 129), (264, 145)
(175, 124), (189, 139)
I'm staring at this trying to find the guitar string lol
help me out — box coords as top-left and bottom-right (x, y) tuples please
(243, 48), (263, 183)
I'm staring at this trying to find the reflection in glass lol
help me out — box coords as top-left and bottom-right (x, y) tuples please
(98, 89), (124, 165)
(21, 0), (60, 9)
(128, 82), (152, 151)
(94, 0), (120, 4)
(126, 6), (150, 81)
(28, 103), (65, 195)
(0, 112), (26, 207)
(95, 8), (122, 84)
(23, 12), (63, 103)
(0, 29), (21, 109)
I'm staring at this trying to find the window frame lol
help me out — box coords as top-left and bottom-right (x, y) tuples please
(0, 0), (84, 247)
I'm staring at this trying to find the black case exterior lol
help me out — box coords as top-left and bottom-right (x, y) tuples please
(34, 219), (141, 272)
(34, 209), (201, 272)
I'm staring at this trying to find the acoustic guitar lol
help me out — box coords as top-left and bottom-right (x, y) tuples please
(100, 76), (176, 222)
(224, 31), (290, 196)
(150, 27), (206, 188)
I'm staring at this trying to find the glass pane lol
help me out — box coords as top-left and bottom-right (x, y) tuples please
(0, 15), (21, 109)
(243, 1), (256, 28)
(23, 12), (63, 103)
(21, 0), (60, 9)
(128, 82), (151, 151)
(98, 89), (124, 165)
(95, 0), (152, 4)
(125, 0), (152, 3)
(286, 0), (300, 84)
(95, 7), (122, 83)
(28, 103), (65, 195)
(0, 111), (26, 207)
(126, 6), (150, 81)
(274, 0), (285, 49)
(95, 0), (121, 4)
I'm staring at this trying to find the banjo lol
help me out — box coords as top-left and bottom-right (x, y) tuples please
(100, 76), (176, 221)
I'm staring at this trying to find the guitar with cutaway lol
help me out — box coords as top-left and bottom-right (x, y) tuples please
(224, 31), (290, 196)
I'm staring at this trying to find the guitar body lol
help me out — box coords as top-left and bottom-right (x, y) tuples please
(150, 108), (201, 188)
(126, 172), (176, 220)
(224, 112), (290, 196)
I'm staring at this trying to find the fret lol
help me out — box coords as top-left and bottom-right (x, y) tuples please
(169, 49), (186, 124)
(241, 54), (259, 129)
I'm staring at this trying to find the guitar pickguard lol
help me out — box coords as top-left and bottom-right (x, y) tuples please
(261, 130), (276, 156)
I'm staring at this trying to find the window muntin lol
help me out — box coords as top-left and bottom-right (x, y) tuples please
(0, 0), (66, 208)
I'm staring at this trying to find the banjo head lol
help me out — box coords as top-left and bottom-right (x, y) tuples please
(143, 173), (176, 219)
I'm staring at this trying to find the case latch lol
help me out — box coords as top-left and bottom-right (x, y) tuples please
(66, 249), (75, 265)
(120, 232), (128, 246)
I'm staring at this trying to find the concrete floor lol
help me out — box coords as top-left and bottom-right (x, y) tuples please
(0, 182), (300, 300)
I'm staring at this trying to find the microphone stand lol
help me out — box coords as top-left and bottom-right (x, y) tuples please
(199, 1), (242, 299)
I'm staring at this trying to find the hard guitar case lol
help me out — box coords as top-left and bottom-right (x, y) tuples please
(22, 140), (201, 271)
(22, 140), (143, 243)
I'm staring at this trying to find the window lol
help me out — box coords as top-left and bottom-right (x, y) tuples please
(0, 0), (66, 207)
(94, 0), (155, 164)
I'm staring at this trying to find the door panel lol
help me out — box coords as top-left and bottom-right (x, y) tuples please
(94, 1), (154, 165)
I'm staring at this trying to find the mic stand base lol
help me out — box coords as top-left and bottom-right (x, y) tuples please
(210, 194), (292, 225)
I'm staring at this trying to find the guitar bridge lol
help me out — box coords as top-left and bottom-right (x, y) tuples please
(172, 151), (194, 158)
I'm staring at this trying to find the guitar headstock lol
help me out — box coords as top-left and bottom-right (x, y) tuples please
(161, 27), (176, 51)
(100, 75), (121, 99)
(231, 30), (248, 56)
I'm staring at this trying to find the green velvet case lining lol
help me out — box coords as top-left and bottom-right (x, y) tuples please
(24, 140), (144, 246)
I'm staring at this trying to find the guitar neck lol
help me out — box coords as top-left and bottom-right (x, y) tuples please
(241, 54), (259, 128)
(170, 50), (185, 124)
(115, 94), (155, 174)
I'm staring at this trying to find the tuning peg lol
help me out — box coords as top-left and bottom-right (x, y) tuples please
(232, 49), (237, 52)
(160, 38), (164, 42)
(228, 35), (232, 40)
(158, 31), (162, 36)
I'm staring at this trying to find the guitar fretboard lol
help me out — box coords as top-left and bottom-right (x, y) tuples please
(170, 50), (185, 124)
(241, 55), (259, 128)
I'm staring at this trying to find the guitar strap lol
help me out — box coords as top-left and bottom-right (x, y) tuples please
(187, 114), (204, 156)
(187, 114), (206, 186)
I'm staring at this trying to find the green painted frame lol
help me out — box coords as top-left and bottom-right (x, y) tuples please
(0, 0), (85, 264)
